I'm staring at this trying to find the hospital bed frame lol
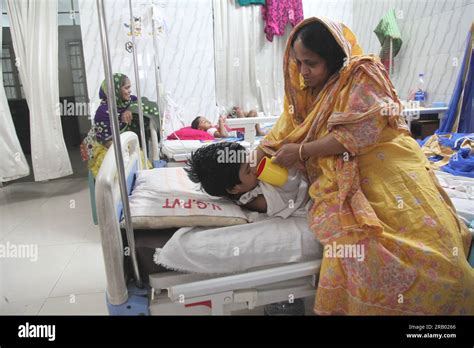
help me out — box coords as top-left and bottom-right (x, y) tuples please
(96, 132), (321, 315)
(149, 116), (279, 164)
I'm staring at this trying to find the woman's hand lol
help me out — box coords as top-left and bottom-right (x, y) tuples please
(121, 110), (133, 125)
(272, 143), (301, 168)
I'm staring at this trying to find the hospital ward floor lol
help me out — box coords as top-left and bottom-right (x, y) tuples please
(0, 176), (315, 315)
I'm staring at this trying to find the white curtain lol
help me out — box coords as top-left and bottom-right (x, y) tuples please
(213, 0), (288, 116)
(6, 0), (72, 181)
(0, 0), (29, 182)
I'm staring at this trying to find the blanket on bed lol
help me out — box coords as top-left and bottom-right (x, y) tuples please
(154, 212), (322, 274)
(419, 133), (474, 177)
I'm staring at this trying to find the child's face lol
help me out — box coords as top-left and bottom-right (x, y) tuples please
(228, 162), (258, 195)
(197, 117), (212, 131)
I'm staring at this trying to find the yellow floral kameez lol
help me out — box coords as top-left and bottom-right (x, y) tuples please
(260, 17), (474, 315)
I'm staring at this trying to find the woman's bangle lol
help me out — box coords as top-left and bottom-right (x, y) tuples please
(299, 142), (308, 162)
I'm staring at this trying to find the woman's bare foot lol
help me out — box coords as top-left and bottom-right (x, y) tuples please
(246, 110), (257, 118)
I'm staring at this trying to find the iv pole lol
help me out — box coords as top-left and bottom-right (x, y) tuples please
(151, 0), (164, 143)
(96, 0), (143, 288)
(128, 0), (148, 165)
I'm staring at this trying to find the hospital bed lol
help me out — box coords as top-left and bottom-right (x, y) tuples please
(96, 132), (474, 315)
(96, 132), (322, 315)
(151, 116), (278, 164)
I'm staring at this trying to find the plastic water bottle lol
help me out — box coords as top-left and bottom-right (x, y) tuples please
(414, 73), (427, 107)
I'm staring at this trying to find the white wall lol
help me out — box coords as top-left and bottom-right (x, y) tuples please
(78, 0), (473, 132)
(78, 0), (216, 129)
(303, 0), (354, 28)
(256, 0), (473, 105)
(351, 0), (474, 103)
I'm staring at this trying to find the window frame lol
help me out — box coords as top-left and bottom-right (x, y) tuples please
(1, 44), (24, 100)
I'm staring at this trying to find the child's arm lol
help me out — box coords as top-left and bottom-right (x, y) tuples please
(214, 116), (228, 138)
(243, 195), (267, 213)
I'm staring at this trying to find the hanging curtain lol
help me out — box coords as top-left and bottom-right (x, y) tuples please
(213, 0), (287, 117)
(6, 0), (72, 181)
(0, 0), (29, 183)
(438, 23), (473, 134)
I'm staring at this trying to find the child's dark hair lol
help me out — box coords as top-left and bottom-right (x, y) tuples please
(191, 116), (201, 129)
(185, 142), (246, 198)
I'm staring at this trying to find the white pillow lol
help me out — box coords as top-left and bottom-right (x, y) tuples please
(125, 168), (249, 229)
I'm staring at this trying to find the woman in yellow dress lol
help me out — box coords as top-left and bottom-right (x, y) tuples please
(257, 17), (474, 315)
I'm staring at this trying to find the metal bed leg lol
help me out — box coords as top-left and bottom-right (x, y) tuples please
(88, 170), (98, 225)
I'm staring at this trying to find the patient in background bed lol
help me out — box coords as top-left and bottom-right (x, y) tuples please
(185, 142), (309, 218)
(191, 115), (230, 138)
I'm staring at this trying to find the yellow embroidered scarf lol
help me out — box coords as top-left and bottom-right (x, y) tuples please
(260, 17), (409, 241)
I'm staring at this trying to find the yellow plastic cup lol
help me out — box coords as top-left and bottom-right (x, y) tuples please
(256, 156), (288, 187)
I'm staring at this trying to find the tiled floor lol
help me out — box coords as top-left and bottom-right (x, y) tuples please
(0, 177), (108, 315)
(0, 174), (315, 316)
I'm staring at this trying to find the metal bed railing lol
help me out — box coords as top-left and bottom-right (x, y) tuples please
(96, 0), (166, 288)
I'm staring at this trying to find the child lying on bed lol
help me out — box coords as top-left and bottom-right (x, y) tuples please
(191, 115), (231, 138)
(185, 142), (310, 218)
